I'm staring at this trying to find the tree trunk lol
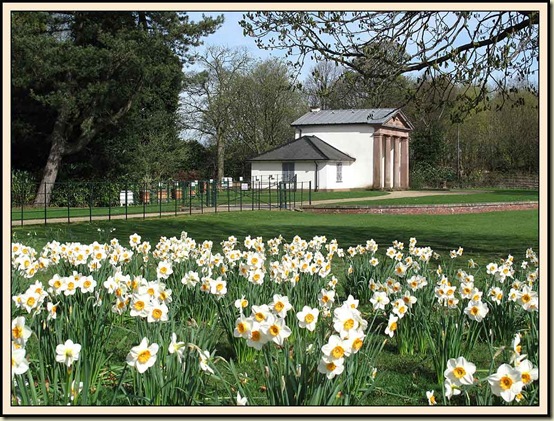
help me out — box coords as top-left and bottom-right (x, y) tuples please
(33, 138), (64, 207)
(31, 91), (138, 207)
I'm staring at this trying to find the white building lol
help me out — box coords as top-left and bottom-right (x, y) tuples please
(249, 108), (414, 190)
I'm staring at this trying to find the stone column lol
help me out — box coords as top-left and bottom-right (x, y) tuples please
(401, 137), (410, 188)
(393, 136), (400, 189)
(384, 135), (391, 189)
(373, 133), (382, 189)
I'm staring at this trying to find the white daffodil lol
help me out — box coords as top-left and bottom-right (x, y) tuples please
(126, 337), (159, 374)
(55, 339), (82, 368)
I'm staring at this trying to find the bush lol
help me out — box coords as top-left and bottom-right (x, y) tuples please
(50, 181), (140, 208)
(11, 170), (37, 207)
(410, 164), (456, 189)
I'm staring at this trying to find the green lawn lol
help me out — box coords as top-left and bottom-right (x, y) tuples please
(11, 188), (389, 222)
(314, 189), (539, 206)
(10, 207), (540, 407)
(12, 208), (539, 266)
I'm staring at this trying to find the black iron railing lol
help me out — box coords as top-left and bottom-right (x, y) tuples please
(11, 176), (313, 225)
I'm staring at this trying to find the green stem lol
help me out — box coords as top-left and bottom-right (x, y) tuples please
(110, 364), (128, 405)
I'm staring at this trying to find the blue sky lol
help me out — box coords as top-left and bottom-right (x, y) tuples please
(186, 11), (316, 80)
(185, 10), (538, 87)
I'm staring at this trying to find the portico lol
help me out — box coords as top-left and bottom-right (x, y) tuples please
(372, 119), (411, 190)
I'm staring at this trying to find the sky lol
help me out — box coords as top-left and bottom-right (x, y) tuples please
(185, 10), (539, 88)
(186, 11), (316, 81)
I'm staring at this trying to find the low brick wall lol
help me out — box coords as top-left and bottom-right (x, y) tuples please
(302, 201), (538, 215)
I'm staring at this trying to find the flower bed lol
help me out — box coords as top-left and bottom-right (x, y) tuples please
(10, 233), (539, 407)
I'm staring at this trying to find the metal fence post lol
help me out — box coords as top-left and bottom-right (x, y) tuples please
(108, 181), (112, 221)
(227, 182), (230, 212)
(89, 182), (93, 222)
(189, 182), (192, 215)
(43, 183), (47, 225)
(67, 184), (71, 224)
(142, 182), (146, 220)
(20, 189), (24, 226)
(309, 181), (312, 205)
(159, 182), (162, 218)
(214, 180), (218, 213)
(125, 181), (129, 220)
(200, 182), (204, 214)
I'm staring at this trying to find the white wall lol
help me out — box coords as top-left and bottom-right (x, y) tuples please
(295, 125), (374, 189)
(251, 161), (316, 188)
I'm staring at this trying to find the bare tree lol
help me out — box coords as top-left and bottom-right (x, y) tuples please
(180, 46), (251, 181)
(303, 60), (344, 110)
(240, 11), (539, 118)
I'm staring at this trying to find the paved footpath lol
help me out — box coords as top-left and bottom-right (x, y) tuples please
(11, 189), (494, 226)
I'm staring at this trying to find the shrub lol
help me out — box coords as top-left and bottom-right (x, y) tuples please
(11, 170), (37, 207)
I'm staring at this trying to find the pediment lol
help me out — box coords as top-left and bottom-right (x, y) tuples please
(383, 113), (412, 130)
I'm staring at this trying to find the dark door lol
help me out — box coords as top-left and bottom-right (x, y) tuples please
(282, 162), (295, 182)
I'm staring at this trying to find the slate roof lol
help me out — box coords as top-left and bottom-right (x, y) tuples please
(249, 135), (355, 162)
(291, 108), (413, 129)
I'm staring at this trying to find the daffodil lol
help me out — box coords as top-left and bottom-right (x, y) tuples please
(168, 332), (186, 363)
(246, 322), (270, 350)
(317, 356), (345, 379)
(426, 390), (437, 405)
(443, 378), (461, 400)
(318, 288), (335, 308)
(321, 334), (351, 361)
(236, 391), (247, 406)
(146, 301), (169, 323)
(126, 337), (159, 374)
(343, 294), (359, 309)
(370, 291), (390, 311)
(55, 339), (82, 368)
(47, 301), (59, 321)
(251, 304), (272, 323)
(181, 271), (200, 288)
(129, 293), (151, 318)
(488, 363), (524, 402)
(464, 299), (489, 322)
(234, 295), (249, 313)
(444, 356), (476, 386)
(129, 233), (142, 248)
(69, 380), (84, 401)
(11, 316), (32, 348)
(262, 317), (292, 346)
(515, 358), (538, 387)
(11, 345), (29, 378)
(198, 349), (215, 374)
(156, 260), (173, 280)
(517, 286), (538, 311)
(384, 314), (398, 338)
(296, 306), (319, 331)
(234, 315), (253, 339)
(333, 306), (361, 338)
(209, 277), (227, 297)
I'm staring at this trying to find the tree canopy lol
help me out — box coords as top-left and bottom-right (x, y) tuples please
(11, 11), (223, 205)
(239, 11), (539, 119)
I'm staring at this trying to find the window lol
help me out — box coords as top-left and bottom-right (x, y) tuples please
(336, 162), (343, 183)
